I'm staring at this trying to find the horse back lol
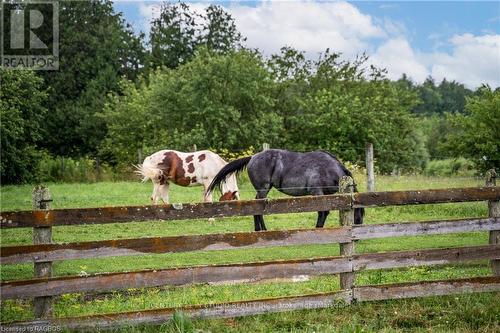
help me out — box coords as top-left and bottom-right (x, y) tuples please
(145, 150), (225, 186)
(248, 149), (351, 196)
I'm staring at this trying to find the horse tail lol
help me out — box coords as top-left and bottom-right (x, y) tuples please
(207, 156), (252, 195)
(134, 162), (162, 183)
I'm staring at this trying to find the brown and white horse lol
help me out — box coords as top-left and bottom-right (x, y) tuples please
(136, 150), (239, 204)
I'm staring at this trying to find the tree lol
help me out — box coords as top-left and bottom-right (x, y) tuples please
(442, 86), (500, 171)
(201, 4), (244, 53)
(410, 77), (472, 116)
(150, 2), (198, 69)
(149, 48), (281, 150)
(101, 48), (282, 165)
(412, 77), (442, 115)
(149, 3), (243, 69)
(99, 78), (167, 166)
(39, 0), (146, 157)
(268, 49), (424, 172)
(418, 115), (454, 160)
(267, 47), (312, 145)
(437, 79), (472, 114)
(0, 70), (47, 184)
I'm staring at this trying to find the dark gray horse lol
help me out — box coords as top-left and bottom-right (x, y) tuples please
(207, 149), (364, 231)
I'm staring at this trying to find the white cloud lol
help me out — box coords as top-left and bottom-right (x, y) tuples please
(370, 38), (429, 82)
(369, 33), (500, 87)
(132, 1), (499, 88)
(228, 1), (385, 58)
(430, 34), (500, 87)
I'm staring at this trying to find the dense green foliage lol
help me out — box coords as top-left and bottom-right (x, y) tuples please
(441, 86), (500, 171)
(424, 157), (476, 177)
(0, 70), (47, 184)
(103, 47), (426, 172)
(0, 1), (497, 184)
(39, 0), (146, 157)
(268, 49), (425, 172)
(398, 75), (473, 116)
(103, 48), (279, 166)
(150, 3), (243, 69)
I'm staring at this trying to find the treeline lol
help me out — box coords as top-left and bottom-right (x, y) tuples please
(1, 1), (498, 184)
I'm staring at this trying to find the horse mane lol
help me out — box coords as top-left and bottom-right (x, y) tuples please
(207, 156), (252, 195)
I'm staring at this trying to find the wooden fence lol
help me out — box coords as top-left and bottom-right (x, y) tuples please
(1, 171), (499, 331)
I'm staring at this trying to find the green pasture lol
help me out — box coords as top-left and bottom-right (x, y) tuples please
(0, 174), (498, 332)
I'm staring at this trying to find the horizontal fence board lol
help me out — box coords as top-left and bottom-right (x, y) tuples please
(1, 187), (499, 228)
(2, 291), (353, 330)
(3, 245), (498, 299)
(355, 276), (500, 302)
(353, 187), (500, 208)
(3, 277), (498, 331)
(0, 196), (351, 228)
(1, 257), (351, 299)
(2, 218), (497, 265)
(353, 244), (500, 271)
(353, 217), (499, 240)
(0, 227), (351, 264)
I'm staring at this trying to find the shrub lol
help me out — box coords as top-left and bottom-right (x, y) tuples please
(35, 152), (123, 183)
(424, 158), (477, 177)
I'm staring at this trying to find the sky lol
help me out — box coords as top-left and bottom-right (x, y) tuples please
(113, 1), (500, 88)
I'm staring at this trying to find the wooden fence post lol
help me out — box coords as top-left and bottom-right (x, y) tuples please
(486, 169), (499, 276)
(192, 144), (197, 152)
(32, 186), (53, 318)
(339, 176), (355, 303)
(60, 157), (65, 180)
(366, 142), (375, 192)
(137, 148), (143, 164)
(262, 143), (270, 151)
(95, 157), (101, 182)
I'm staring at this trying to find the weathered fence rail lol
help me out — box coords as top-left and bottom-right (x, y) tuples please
(2, 217), (497, 264)
(2, 187), (499, 228)
(5, 277), (500, 331)
(1, 174), (499, 331)
(2, 244), (498, 300)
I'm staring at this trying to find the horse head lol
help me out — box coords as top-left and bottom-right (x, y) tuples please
(354, 207), (365, 225)
(219, 191), (238, 201)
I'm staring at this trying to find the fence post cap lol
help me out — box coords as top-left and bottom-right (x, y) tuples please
(32, 186), (51, 210)
(339, 176), (354, 193)
(486, 169), (497, 186)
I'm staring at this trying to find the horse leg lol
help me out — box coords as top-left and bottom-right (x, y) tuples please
(316, 211), (330, 228)
(202, 182), (213, 202)
(354, 207), (365, 225)
(254, 188), (270, 231)
(254, 215), (266, 231)
(158, 183), (170, 204)
(151, 183), (160, 204)
(310, 188), (329, 228)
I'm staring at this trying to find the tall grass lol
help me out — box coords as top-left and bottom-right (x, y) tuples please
(35, 154), (133, 183)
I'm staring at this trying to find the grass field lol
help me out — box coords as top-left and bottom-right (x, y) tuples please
(1, 174), (499, 332)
